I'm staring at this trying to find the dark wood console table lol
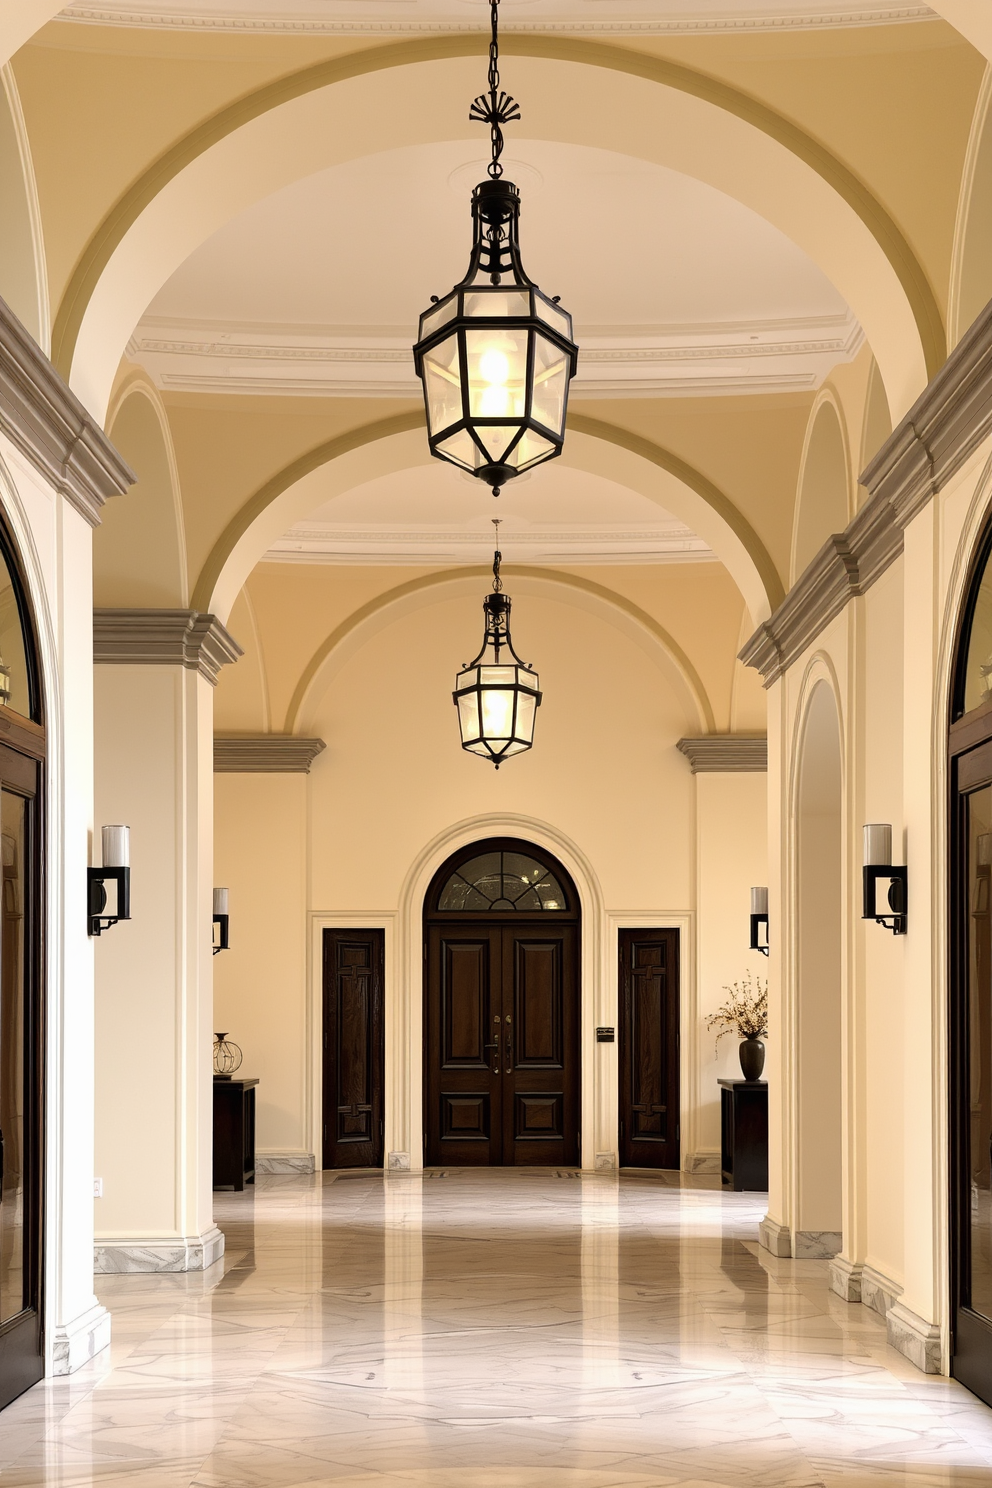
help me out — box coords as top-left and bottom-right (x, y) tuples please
(213, 1077), (258, 1191)
(718, 1079), (768, 1192)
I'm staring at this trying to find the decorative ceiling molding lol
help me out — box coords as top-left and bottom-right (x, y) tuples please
(93, 608), (243, 685)
(263, 525), (716, 566)
(214, 734), (327, 772)
(58, 4), (937, 35)
(0, 297), (133, 529)
(128, 313), (862, 401)
(740, 296), (992, 687)
(676, 735), (768, 772)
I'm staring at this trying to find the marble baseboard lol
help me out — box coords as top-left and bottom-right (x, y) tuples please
(51, 1300), (111, 1376)
(794, 1229), (843, 1259)
(829, 1255), (863, 1302)
(387, 1151), (410, 1171)
(685, 1151), (721, 1174)
(595, 1151), (617, 1171)
(887, 1298), (942, 1374)
(758, 1215), (792, 1257)
(862, 1262), (902, 1320)
(94, 1224), (225, 1274)
(255, 1152), (315, 1175)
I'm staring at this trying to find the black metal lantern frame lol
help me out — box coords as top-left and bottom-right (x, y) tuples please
(413, 0), (578, 498)
(454, 534), (542, 767)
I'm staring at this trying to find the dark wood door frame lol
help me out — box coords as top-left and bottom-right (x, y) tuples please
(618, 927), (681, 1171)
(322, 928), (385, 1169)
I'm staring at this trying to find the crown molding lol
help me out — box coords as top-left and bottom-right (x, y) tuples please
(676, 735), (767, 772)
(93, 609), (242, 685)
(214, 734), (327, 772)
(128, 314), (862, 401)
(57, 5), (937, 36)
(265, 524), (716, 565)
(740, 295), (992, 688)
(0, 297), (133, 528)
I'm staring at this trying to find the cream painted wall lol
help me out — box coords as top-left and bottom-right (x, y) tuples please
(694, 772), (769, 1158)
(99, 383), (186, 609)
(213, 773), (308, 1158)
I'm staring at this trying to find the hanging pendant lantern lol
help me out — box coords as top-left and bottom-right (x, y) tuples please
(413, 0), (578, 498)
(454, 522), (542, 767)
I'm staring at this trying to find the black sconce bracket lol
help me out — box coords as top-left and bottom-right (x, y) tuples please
(863, 864), (907, 935)
(212, 913), (230, 955)
(88, 866), (131, 937)
(749, 912), (770, 956)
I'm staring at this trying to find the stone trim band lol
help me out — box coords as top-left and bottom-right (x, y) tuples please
(676, 735), (768, 772)
(93, 609), (243, 685)
(214, 735), (326, 773)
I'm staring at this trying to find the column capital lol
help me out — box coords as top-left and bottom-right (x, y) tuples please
(93, 608), (242, 685)
(676, 735), (767, 773)
(214, 734), (326, 773)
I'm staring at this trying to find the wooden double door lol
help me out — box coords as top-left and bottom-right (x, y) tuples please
(425, 921), (580, 1165)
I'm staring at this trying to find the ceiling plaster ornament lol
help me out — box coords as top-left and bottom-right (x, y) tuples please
(57, 4), (938, 35)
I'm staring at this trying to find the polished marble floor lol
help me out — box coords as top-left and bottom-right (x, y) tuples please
(3, 1169), (992, 1487)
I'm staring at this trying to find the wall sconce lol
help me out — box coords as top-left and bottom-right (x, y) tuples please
(863, 823), (907, 935)
(750, 886), (769, 955)
(88, 825), (130, 937)
(212, 887), (230, 955)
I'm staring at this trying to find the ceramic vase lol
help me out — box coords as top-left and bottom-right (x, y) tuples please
(738, 1036), (765, 1082)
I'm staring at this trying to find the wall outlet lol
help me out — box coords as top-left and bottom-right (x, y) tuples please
(93, 1178), (103, 1198)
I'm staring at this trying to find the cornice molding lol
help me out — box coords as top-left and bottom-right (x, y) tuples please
(214, 735), (326, 773)
(0, 298), (132, 528)
(676, 735), (768, 772)
(740, 295), (992, 687)
(93, 609), (242, 685)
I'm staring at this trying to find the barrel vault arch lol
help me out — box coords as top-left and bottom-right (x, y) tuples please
(53, 41), (940, 427)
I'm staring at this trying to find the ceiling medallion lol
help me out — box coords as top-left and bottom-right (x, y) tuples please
(413, 0), (578, 499)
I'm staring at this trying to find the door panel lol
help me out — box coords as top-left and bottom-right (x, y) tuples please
(619, 929), (680, 1170)
(425, 921), (579, 1165)
(322, 929), (384, 1169)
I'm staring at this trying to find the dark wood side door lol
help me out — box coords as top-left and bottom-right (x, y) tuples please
(425, 922), (579, 1165)
(0, 740), (43, 1411)
(322, 929), (384, 1169)
(618, 928), (680, 1170)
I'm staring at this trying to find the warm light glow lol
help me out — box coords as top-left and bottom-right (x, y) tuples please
(479, 347), (510, 385)
(480, 687), (514, 738)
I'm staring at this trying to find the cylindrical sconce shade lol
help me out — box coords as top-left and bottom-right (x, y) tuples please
(102, 825), (129, 868)
(863, 823), (892, 867)
(213, 887), (229, 915)
(750, 886), (768, 916)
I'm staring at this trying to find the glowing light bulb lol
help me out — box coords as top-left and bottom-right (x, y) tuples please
(479, 347), (510, 386)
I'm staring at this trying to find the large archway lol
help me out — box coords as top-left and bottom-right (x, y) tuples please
(422, 836), (581, 1167)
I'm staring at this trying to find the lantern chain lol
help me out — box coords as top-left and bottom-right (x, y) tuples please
(469, 0), (520, 181)
(492, 518), (503, 592)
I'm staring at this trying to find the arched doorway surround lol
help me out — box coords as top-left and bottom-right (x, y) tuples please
(423, 838), (581, 1166)
(0, 501), (47, 1411)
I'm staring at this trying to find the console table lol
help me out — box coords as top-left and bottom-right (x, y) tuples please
(718, 1079), (768, 1192)
(213, 1077), (258, 1191)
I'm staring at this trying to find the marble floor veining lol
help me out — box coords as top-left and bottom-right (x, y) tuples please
(3, 1170), (992, 1488)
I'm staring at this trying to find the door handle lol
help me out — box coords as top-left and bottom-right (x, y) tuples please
(505, 1022), (513, 1073)
(484, 1041), (500, 1074)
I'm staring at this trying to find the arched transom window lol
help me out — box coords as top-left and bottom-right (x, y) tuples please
(437, 849), (569, 913)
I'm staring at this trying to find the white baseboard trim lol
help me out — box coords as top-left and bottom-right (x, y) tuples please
(794, 1229), (842, 1260)
(51, 1300), (111, 1376)
(829, 1256), (863, 1301)
(685, 1151), (721, 1174)
(255, 1152), (315, 1175)
(94, 1224), (225, 1274)
(886, 1299), (942, 1374)
(861, 1263), (903, 1320)
(758, 1216), (792, 1257)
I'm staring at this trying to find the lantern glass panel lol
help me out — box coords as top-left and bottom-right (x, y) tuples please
(456, 686), (480, 743)
(465, 329), (528, 420)
(535, 296), (572, 338)
(423, 335), (462, 435)
(463, 290), (530, 319)
(420, 296), (458, 339)
(531, 334), (570, 436)
(475, 425), (521, 466)
(515, 688), (537, 743)
(513, 428), (557, 471)
(436, 429), (479, 472)
(480, 681), (516, 739)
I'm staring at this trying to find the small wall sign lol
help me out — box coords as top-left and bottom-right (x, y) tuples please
(596, 1026), (615, 1043)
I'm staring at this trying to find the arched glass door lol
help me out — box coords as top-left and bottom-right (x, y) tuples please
(423, 839), (580, 1166)
(0, 521), (45, 1412)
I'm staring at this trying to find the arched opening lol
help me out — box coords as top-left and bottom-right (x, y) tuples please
(0, 509), (46, 1411)
(794, 681), (843, 1259)
(423, 836), (580, 1166)
(948, 512), (992, 1406)
(792, 401), (850, 584)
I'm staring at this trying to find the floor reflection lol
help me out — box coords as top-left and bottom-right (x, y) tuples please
(0, 1168), (991, 1486)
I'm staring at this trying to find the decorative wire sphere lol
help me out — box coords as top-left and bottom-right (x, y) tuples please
(213, 1032), (243, 1079)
